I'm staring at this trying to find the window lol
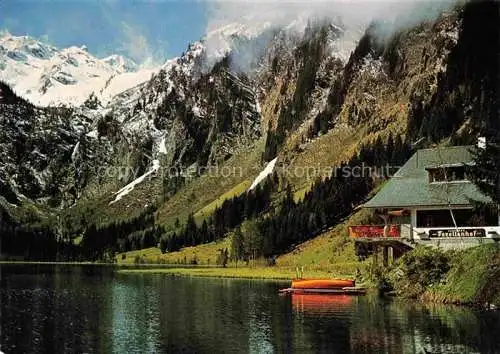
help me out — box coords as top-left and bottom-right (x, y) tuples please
(417, 207), (499, 227)
(427, 166), (467, 183)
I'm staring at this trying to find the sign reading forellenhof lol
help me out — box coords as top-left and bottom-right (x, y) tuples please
(428, 229), (486, 238)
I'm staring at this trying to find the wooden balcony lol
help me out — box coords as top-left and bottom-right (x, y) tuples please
(349, 225), (401, 239)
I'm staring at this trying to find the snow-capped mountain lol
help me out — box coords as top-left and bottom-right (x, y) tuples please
(0, 18), (357, 210)
(0, 32), (156, 107)
(0, 20), (313, 109)
(0, 23), (277, 107)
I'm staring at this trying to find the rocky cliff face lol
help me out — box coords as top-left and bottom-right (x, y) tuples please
(107, 41), (262, 170)
(0, 83), (83, 206)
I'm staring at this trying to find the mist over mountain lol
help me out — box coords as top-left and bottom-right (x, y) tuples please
(0, 0), (462, 106)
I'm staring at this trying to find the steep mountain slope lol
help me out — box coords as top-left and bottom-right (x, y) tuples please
(263, 2), (498, 197)
(0, 82), (84, 206)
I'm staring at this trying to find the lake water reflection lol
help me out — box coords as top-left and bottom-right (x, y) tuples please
(1, 264), (499, 353)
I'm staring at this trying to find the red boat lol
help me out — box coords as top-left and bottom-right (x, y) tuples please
(291, 278), (355, 289)
(279, 278), (366, 295)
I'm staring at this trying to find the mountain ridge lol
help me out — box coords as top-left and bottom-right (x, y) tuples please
(0, 31), (152, 107)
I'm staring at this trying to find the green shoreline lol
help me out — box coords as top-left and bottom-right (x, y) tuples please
(116, 266), (339, 281)
(0, 261), (342, 281)
(0, 261), (218, 268)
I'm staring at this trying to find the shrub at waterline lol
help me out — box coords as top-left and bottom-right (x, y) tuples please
(388, 244), (500, 306)
(388, 246), (452, 299)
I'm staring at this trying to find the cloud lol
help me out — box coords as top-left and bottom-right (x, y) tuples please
(207, 0), (460, 27)
(112, 20), (168, 67)
(118, 21), (152, 63)
(94, 1), (168, 66)
(205, 0), (462, 57)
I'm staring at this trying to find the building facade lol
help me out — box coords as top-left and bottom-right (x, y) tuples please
(350, 145), (500, 250)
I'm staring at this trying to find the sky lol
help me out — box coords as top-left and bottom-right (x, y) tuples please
(0, 0), (459, 66)
(0, 0), (209, 64)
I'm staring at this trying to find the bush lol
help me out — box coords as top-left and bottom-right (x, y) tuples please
(426, 244), (500, 306)
(388, 246), (451, 298)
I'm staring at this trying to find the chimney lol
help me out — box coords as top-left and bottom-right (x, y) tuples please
(478, 137), (486, 149)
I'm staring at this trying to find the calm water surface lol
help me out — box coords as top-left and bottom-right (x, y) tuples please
(1, 264), (499, 353)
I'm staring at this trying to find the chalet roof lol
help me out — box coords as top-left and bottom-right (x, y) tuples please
(364, 145), (492, 209)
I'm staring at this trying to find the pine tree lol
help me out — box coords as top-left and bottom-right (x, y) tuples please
(201, 220), (208, 243)
(386, 133), (395, 164)
(392, 134), (404, 164)
(469, 140), (500, 203)
(283, 184), (294, 211)
(159, 236), (167, 253)
(185, 213), (197, 246)
(373, 136), (386, 166)
(244, 191), (256, 218)
(231, 227), (245, 266)
(242, 221), (263, 262)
